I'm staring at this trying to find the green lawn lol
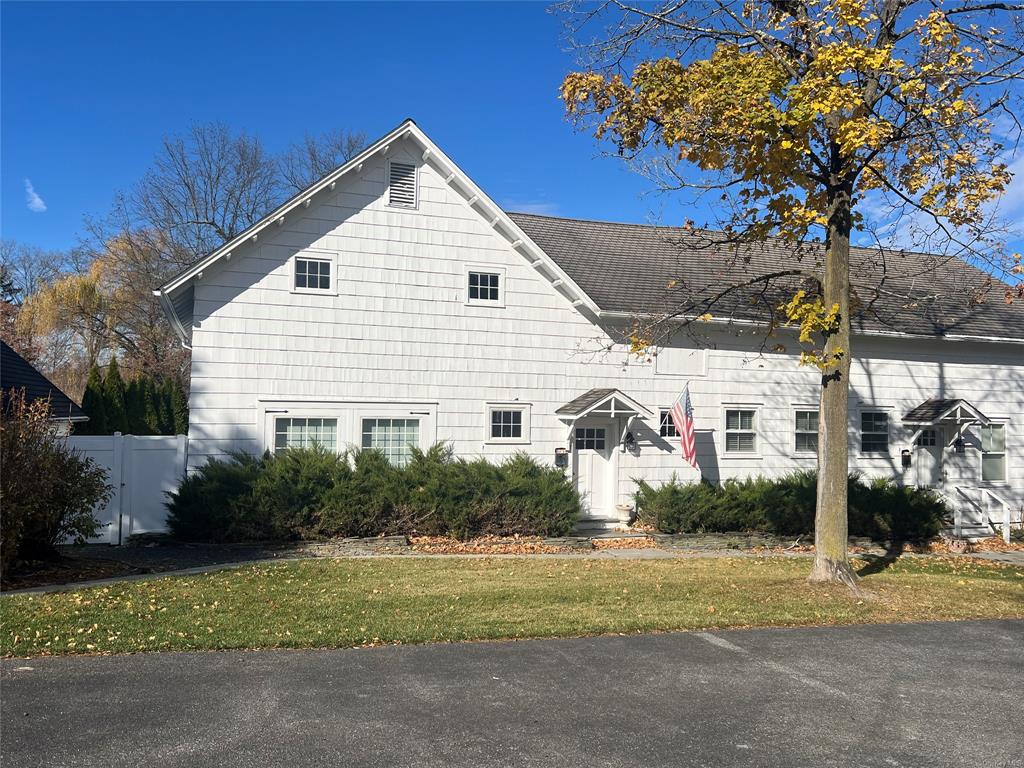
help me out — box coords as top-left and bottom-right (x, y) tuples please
(2, 556), (1021, 657)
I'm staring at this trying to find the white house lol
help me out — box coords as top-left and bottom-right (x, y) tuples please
(154, 119), (1024, 535)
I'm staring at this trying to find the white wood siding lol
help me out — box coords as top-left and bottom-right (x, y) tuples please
(185, 135), (1023, 521)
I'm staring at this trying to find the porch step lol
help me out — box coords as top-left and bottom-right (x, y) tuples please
(572, 517), (629, 535)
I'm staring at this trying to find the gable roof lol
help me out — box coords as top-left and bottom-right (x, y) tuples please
(509, 212), (1024, 344)
(154, 119), (599, 347)
(556, 388), (653, 419)
(903, 398), (989, 425)
(1, 341), (87, 422)
(152, 118), (1024, 348)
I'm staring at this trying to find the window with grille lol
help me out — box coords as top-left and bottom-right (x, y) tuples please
(659, 410), (678, 438)
(388, 161), (417, 208)
(980, 424), (1006, 482)
(861, 412), (890, 453)
(490, 409), (523, 440)
(575, 427), (606, 451)
(795, 410), (818, 453)
(725, 409), (757, 453)
(274, 418), (337, 451)
(361, 418), (420, 467)
(468, 271), (501, 303)
(294, 258), (332, 291)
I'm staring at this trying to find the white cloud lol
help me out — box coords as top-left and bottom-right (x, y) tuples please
(24, 179), (47, 213)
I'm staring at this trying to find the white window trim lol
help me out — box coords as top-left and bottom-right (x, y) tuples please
(721, 404), (761, 459)
(792, 405), (819, 457)
(386, 159), (419, 210)
(978, 419), (1009, 486)
(858, 406), (893, 457)
(270, 415), (341, 454)
(291, 252), (338, 295)
(483, 402), (532, 445)
(464, 264), (506, 308)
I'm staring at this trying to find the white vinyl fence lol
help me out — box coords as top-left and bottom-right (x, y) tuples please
(68, 433), (187, 544)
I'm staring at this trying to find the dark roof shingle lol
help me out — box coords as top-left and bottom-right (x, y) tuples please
(509, 212), (1024, 341)
(1, 341), (86, 421)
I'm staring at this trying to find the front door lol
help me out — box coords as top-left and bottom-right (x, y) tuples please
(915, 428), (944, 487)
(574, 424), (615, 518)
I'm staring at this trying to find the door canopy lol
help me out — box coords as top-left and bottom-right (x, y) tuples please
(903, 398), (990, 446)
(556, 388), (653, 421)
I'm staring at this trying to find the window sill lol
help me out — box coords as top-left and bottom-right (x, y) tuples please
(465, 299), (505, 309)
(485, 438), (531, 446)
(721, 453), (763, 460)
(290, 287), (337, 296)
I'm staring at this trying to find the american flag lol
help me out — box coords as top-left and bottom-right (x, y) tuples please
(669, 384), (700, 472)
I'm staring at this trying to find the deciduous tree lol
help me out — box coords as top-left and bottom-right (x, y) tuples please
(560, 0), (1024, 586)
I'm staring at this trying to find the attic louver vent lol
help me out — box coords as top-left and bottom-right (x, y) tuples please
(388, 162), (417, 208)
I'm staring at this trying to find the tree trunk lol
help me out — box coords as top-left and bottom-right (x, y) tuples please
(810, 183), (859, 589)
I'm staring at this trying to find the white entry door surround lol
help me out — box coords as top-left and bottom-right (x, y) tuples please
(574, 421), (616, 518)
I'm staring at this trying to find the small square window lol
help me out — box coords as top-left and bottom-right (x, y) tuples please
(861, 412), (890, 453)
(468, 271), (501, 303)
(795, 410), (818, 453)
(490, 409), (523, 439)
(295, 258), (332, 291)
(659, 410), (678, 438)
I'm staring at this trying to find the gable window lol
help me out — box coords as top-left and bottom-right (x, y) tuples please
(980, 424), (1006, 482)
(361, 417), (419, 467)
(724, 409), (757, 453)
(861, 412), (890, 453)
(467, 271), (501, 304)
(659, 410), (679, 438)
(388, 161), (417, 208)
(274, 417), (337, 451)
(294, 257), (332, 292)
(795, 410), (818, 453)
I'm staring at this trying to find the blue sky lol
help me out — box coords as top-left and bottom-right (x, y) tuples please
(3, 1), (1022, 265)
(2, 1), (663, 253)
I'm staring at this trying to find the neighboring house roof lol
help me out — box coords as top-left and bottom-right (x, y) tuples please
(508, 212), (1024, 343)
(0, 341), (87, 422)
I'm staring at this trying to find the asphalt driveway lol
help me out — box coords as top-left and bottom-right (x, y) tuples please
(2, 620), (1021, 768)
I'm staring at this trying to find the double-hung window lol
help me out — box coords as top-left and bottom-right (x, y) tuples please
(294, 257), (332, 292)
(861, 412), (890, 453)
(724, 409), (757, 453)
(274, 417), (337, 451)
(659, 410), (678, 438)
(361, 418), (420, 467)
(980, 424), (1006, 482)
(794, 410), (818, 453)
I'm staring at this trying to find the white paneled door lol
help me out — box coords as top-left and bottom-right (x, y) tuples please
(574, 423), (615, 518)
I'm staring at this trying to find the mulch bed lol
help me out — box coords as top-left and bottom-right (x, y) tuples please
(1, 556), (145, 591)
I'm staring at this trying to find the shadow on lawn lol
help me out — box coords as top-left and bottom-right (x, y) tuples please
(855, 542), (906, 577)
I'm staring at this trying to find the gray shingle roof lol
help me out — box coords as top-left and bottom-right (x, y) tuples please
(1, 341), (86, 421)
(555, 388), (620, 416)
(509, 212), (1024, 341)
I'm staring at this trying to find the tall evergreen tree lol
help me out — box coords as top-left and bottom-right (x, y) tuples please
(103, 356), (128, 434)
(124, 378), (147, 435)
(170, 378), (189, 435)
(77, 364), (108, 435)
(142, 377), (162, 435)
